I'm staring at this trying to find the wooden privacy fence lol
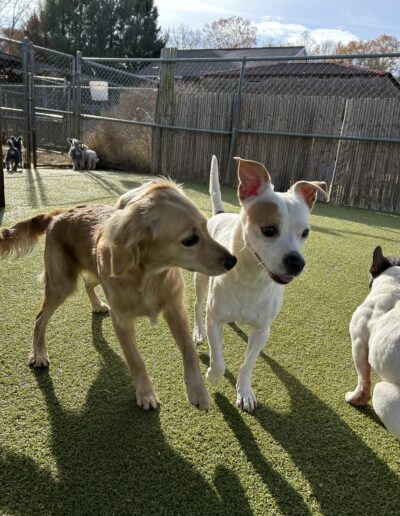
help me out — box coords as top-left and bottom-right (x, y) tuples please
(152, 92), (400, 213)
(331, 98), (400, 212)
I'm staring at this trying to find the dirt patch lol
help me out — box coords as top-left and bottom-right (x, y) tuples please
(2, 145), (72, 169)
(36, 150), (70, 168)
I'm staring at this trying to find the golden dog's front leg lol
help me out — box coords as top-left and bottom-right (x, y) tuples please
(111, 312), (159, 410)
(164, 303), (210, 410)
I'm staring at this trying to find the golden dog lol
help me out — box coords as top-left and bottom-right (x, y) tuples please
(0, 179), (237, 410)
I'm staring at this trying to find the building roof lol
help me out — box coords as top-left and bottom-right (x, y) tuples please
(201, 61), (400, 94)
(203, 61), (395, 78)
(138, 46), (306, 79)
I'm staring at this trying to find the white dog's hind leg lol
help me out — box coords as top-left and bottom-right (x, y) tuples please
(237, 326), (269, 412)
(205, 312), (225, 385)
(373, 382), (400, 440)
(83, 275), (109, 313)
(345, 337), (371, 406)
(192, 272), (209, 344)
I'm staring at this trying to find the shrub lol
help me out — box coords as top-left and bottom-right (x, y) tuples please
(84, 88), (157, 171)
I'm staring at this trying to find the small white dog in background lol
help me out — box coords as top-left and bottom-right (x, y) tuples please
(346, 246), (400, 440)
(81, 145), (99, 170)
(67, 138), (99, 170)
(193, 155), (327, 412)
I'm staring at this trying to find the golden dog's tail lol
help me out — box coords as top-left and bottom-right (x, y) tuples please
(0, 209), (63, 258)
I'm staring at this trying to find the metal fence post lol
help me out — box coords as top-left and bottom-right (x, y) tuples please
(29, 41), (37, 168)
(0, 87), (5, 207)
(22, 37), (31, 168)
(74, 51), (82, 140)
(151, 47), (176, 174)
(226, 57), (246, 185)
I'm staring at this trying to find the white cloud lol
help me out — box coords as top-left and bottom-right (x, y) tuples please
(256, 16), (358, 44)
(156, 0), (238, 28)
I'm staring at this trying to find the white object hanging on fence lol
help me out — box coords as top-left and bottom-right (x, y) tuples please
(89, 81), (109, 101)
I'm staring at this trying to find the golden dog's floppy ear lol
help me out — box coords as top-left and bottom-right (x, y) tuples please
(290, 181), (328, 210)
(97, 204), (153, 277)
(234, 157), (271, 202)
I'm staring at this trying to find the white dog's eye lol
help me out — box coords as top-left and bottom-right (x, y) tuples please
(181, 234), (199, 247)
(302, 229), (310, 239)
(261, 226), (278, 238)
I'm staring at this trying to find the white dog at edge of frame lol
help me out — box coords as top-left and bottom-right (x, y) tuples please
(193, 155), (328, 412)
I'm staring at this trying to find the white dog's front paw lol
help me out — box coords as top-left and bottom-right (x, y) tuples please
(236, 383), (257, 413)
(345, 388), (371, 406)
(192, 325), (206, 345)
(205, 363), (225, 385)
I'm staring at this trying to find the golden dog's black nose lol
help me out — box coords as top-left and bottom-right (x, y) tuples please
(223, 254), (237, 271)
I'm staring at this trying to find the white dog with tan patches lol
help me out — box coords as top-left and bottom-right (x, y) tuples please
(193, 156), (327, 412)
(346, 246), (400, 440)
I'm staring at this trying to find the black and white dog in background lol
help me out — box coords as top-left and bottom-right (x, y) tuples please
(11, 136), (23, 168)
(5, 138), (20, 171)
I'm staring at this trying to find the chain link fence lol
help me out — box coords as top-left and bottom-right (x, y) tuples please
(32, 44), (75, 157)
(0, 37), (399, 211)
(80, 57), (157, 170)
(0, 37), (27, 177)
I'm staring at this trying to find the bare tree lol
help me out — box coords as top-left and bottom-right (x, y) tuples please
(0, 0), (13, 28)
(165, 23), (205, 49)
(203, 16), (257, 49)
(288, 30), (337, 55)
(0, 0), (37, 37)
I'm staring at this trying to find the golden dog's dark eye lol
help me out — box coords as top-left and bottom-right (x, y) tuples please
(261, 226), (278, 237)
(302, 229), (310, 238)
(181, 234), (199, 247)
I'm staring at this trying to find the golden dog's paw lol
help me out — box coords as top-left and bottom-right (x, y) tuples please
(186, 375), (210, 410)
(345, 389), (371, 406)
(92, 303), (110, 314)
(28, 352), (50, 368)
(136, 386), (159, 410)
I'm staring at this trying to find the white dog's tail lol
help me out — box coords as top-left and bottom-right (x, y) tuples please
(373, 381), (400, 440)
(209, 155), (224, 216)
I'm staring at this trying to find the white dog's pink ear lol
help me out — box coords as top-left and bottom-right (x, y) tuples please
(291, 181), (328, 209)
(234, 157), (271, 201)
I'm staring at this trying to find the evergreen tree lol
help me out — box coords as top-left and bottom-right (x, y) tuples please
(25, 0), (165, 57)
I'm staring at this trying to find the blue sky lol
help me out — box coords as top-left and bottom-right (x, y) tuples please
(155, 0), (400, 44)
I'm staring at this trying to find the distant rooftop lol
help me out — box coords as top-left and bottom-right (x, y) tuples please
(138, 46), (307, 78)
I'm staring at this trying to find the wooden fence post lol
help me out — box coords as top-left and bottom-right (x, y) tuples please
(151, 47), (176, 175)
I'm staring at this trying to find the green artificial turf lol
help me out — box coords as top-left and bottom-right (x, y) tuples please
(1, 168), (400, 515)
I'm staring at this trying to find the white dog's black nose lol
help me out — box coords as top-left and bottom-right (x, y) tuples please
(223, 254), (237, 271)
(283, 252), (305, 275)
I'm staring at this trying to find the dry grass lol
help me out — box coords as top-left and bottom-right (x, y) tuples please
(84, 89), (157, 172)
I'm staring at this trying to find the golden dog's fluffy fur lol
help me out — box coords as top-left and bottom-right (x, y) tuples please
(0, 179), (236, 410)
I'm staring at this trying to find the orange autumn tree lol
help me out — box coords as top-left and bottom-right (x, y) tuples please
(337, 34), (400, 75)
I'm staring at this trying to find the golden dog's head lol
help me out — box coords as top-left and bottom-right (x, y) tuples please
(98, 179), (237, 277)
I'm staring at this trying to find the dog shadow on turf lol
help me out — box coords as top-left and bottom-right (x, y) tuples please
(0, 315), (253, 515)
(203, 322), (400, 516)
